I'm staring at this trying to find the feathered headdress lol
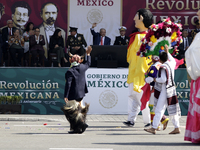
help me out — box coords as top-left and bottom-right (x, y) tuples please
(137, 18), (183, 57)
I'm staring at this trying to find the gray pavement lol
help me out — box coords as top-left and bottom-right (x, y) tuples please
(0, 114), (187, 122)
(0, 115), (199, 150)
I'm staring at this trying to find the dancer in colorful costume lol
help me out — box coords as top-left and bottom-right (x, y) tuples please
(123, 8), (153, 127)
(136, 18), (182, 134)
(141, 55), (169, 130)
(184, 9), (200, 143)
(145, 46), (181, 134)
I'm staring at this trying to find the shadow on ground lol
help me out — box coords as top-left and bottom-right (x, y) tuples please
(93, 142), (200, 146)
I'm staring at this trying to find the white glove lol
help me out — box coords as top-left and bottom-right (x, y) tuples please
(145, 77), (153, 84)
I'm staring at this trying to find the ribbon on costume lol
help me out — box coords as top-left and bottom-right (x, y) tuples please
(174, 58), (184, 69)
(140, 83), (151, 111)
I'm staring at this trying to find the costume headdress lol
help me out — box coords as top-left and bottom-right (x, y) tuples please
(152, 55), (159, 62)
(137, 18), (183, 57)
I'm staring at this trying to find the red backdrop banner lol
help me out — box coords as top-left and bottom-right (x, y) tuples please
(123, 0), (198, 36)
(0, 0), (198, 39)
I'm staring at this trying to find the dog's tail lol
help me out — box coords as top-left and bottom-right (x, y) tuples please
(81, 103), (90, 115)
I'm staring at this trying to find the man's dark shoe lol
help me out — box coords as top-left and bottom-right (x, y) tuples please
(144, 123), (151, 128)
(123, 121), (134, 127)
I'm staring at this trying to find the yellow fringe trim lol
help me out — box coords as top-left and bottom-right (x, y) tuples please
(161, 118), (169, 124)
(150, 112), (155, 115)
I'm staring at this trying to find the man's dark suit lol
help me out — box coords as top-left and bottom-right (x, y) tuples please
(64, 55), (91, 100)
(90, 29), (111, 45)
(0, 33), (2, 65)
(177, 37), (192, 59)
(2, 27), (16, 55)
(29, 35), (45, 65)
(114, 36), (129, 45)
(66, 33), (87, 56)
(0, 33), (2, 45)
(191, 29), (200, 39)
(29, 35), (45, 51)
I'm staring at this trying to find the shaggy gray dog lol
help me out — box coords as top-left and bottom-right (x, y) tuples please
(61, 100), (89, 134)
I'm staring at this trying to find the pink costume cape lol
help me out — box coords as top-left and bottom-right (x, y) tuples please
(184, 32), (200, 143)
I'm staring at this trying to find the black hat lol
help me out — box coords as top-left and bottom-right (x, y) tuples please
(69, 26), (78, 32)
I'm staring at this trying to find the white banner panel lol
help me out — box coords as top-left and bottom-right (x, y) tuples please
(68, 0), (122, 45)
(83, 68), (128, 114)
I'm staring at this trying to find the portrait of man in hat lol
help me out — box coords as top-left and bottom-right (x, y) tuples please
(114, 26), (129, 45)
(66, 26), (87, 57)
(39, 2), (66, 58)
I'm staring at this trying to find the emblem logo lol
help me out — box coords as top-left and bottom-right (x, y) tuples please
(87, 9), (103, 24)
(99, 90), (118, 109)
(78, 37), (81, 41)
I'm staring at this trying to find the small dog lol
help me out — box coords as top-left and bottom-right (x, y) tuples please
(61, 100), (90, 134)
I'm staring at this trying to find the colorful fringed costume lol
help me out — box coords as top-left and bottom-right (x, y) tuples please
(139, 18), (182, 134)
(145, 61), (169, 125)
(140, 55), (169, 128)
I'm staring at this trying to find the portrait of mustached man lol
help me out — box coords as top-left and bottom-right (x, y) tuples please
(11, 1), (31, 35)
(0, 3), (5, 20)
(39, 2), (66, 58)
